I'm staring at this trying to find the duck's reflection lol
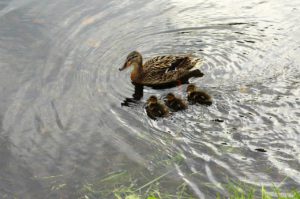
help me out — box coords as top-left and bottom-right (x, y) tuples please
(121, 84), (144, 106)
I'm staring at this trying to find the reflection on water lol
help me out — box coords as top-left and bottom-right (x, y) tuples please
(121, 84), (144, 107)
(0, 0), (300, 198)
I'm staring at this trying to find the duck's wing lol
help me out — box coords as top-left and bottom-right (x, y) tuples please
(132, 55), (203, 88)
(140, 68), (202, 86)
(144, 55), (200, 71)
(145, 105), (157, 120)
(197, 91), (212, 100)
(159, 103), (169, 116)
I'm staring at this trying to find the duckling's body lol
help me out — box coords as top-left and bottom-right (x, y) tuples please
(145, 96), (169, 119)
(120, 51), (203, 88)
(165, 93), (187, 111)
(187, 84), (212, 105)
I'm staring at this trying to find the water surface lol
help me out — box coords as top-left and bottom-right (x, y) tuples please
(0, 0), (300, 198)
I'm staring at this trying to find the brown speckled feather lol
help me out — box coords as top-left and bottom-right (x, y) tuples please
(138, 55), (202, 86)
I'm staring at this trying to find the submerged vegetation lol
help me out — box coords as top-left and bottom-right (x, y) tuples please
(75, 153), (193, 199)
(217, 182), (300, 199)
(38, 151), (299, 199)
(76, 171), (300, 199)
(77, 176), (300, 199)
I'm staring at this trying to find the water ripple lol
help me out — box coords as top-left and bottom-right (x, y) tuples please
(0, 0), (300, 197)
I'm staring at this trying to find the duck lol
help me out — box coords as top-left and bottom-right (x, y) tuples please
(164, 93), (187, 111)
(186, 84), (212, 105)
(119, 51), (203, 89)
(145, 96), (169, 119)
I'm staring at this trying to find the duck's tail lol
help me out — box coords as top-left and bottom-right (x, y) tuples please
(187, 69), (204, 78)
(178, 69), (204, 85)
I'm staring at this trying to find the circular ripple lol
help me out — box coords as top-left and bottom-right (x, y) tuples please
(1, 0), (300, 197)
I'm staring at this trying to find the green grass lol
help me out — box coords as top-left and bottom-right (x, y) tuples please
(36, 152), (299, 199)
(78, 169), (197, 199)
(75, 168), (300, 199)
(39, 169), (299, 199)
(215, 181), (300, 199)
(261, 186), (300, 199)
(77, 174), (300, 199)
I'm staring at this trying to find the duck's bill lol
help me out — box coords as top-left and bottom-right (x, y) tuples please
(119, 62), (129, 71)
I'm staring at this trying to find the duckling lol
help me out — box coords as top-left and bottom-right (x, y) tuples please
(165, 93), (187, 111)
(145, 96), (169, 119)
(186, 84), (212, 105)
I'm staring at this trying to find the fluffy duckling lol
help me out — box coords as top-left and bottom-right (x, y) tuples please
(145, 96), (169, 119)
(186, 84), (212, 105)
(165, 93), (187, 111)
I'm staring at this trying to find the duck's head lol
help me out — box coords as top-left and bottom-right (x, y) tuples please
(186, 84), (197, 93)
(119, 51), (142, 71)
(166, 93), (175, 102)
(147, 95), (158, 105)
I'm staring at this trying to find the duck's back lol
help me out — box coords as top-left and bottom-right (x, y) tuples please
(188, 91), (212, 105)
(146, 103), (168, 119)
(166, 98), (187, 111)
(137, 55), (202, 88)
(144, 55), (199, 71)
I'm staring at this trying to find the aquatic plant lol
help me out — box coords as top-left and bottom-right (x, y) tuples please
(76, 170), (300, 199)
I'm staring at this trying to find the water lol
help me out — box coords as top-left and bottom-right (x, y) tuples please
(0, 0), (300, 198)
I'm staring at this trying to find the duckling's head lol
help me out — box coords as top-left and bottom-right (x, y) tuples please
(186, 84), (197, 93)
(166, 93), (175, 102)
(147, 95), (158, 104)
(119, 51), (143, 71)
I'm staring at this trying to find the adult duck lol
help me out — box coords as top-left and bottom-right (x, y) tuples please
(119, 51), (203, 89)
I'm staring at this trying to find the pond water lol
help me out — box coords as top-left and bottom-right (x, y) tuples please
(0, 0), (300, 198)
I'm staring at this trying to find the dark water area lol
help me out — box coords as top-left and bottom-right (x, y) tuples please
(0, 0), (300, 198)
